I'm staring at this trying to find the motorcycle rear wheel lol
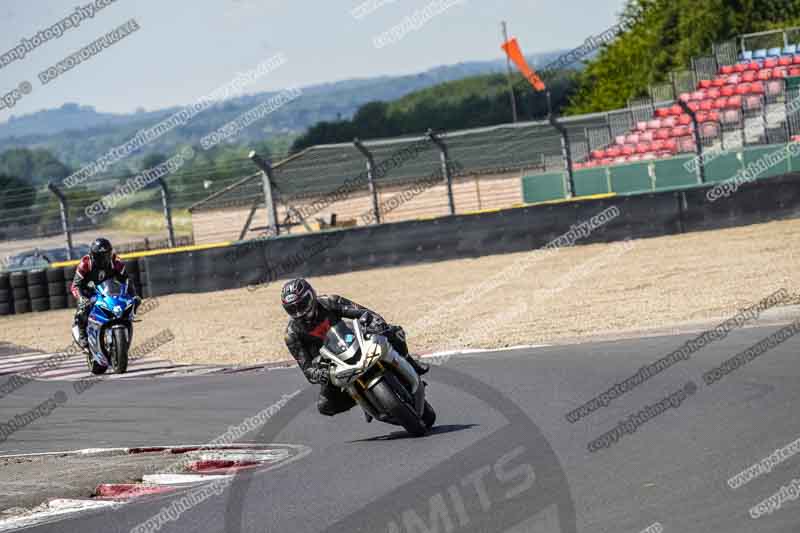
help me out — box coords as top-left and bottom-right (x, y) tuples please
(371, 374), (427, 437)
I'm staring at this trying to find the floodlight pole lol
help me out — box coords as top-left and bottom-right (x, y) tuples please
(427, 129), (456, 215)
(248, 151), (280, 236)
(156, 178), (176, 248)
(548, 116), (576, 197)
(354, 138), (381, 224)
(677, 100), (706, 184)
(47, 181), (74, 260)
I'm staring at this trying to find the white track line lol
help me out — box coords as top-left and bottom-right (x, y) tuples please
(142, 473), (233, 484)
(0, 499), (121, 532)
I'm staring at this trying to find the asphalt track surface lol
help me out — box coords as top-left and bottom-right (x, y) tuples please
(1, 323), (799, 533)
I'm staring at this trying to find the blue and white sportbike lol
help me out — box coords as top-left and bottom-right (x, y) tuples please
(72, 279), (137, 375)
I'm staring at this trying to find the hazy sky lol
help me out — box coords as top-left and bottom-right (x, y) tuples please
(0, 0), (626, 121)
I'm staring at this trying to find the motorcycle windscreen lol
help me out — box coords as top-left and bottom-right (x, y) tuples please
(98, 279), (128, 297)
(323, 322), (360, 362)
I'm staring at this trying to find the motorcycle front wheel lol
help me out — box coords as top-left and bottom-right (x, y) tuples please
(370, 374), (428, 437)
(110, 327), (129, 374)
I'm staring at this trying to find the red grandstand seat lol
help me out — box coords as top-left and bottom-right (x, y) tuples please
(764, 57), (779, 69)
(699, 99), (714, 111)
(735, 82), (752, 95)
(745, 95), (763, 109)
(662, 116), (677, 128)
(691, 90), (705, 101)
(585, 160), (598, 168)
(591, 149), (606, 159)
(726, 95), (743, 108)
(721, 109), (740, 124)
(625, 133), (640, 144)
(622, 145), (636, 156)
(790, 67), (800, 77)
(734, 63), (748, 73)
(615, 135), (627, 145)
(773, 67), (788, 78)
(678, 114), (693, 126)
(712, 78), (727, 87)
(747, 61), (761, 71)
(663, 139), (678, 153)
(648, 119), (662, 130)
(750, 81), (765, 94)
(636, 142), (652, 154)
(654, 128), (671, 140)
(696, 111), (709, 123)
(779, 55), (793, 67)
(606, 147), (622, 158)
(700, 122), (720, 138)
(727, 74), (741, 85)
(757, 69), (773, 81)
(708, 110), (720, 122)
(574, 162), (585, 170)
(712, 97), (728, 109)
(655, 107), (671, 118)
(636, 121), (648, 131)
(640, 130), (655, 142)
(792, 135), (800, 142)
(721, 85), (736, 96)
(767, 80), (784, 95)
(699, 79), (713, 89)
(678, 92), (692, 102)
(600, 158), (613, 166)
(720, 65), (734, 75)
(678, 137), (697, 153)
(670, 126), (689, 137)
(706, 87), (721, 99)
(650, 139), (665, 152)
(741, 71), (757, 83)
(687, 101), (701, 112)
(669, 104), (683, 116)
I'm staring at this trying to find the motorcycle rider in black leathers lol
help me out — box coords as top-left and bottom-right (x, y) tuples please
(282, 278), (428, 416)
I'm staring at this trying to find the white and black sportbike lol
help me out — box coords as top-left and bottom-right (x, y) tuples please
(318, 320), (436, 436)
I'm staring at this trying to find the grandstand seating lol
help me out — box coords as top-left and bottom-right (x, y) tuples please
(574, 47), (793, 169)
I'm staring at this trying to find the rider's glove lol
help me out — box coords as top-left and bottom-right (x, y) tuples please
(359, 311), (387, 334)
(133, 296), (142, 313)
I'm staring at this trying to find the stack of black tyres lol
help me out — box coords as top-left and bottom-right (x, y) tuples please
(47, 268), (67, 310)
(10, 272), (30, 314)
(0, 273), (10, 316)
(27, 270), (50, 313)
(63, 266), (77, 308)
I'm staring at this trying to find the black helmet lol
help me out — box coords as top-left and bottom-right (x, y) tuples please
(90, 237), (113, 270)
(281, 278), (317, 319)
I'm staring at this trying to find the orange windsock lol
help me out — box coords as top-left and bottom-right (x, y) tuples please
(502, 38), (546, 91)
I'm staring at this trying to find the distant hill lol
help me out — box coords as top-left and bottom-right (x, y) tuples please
(0, 51), (567, 173)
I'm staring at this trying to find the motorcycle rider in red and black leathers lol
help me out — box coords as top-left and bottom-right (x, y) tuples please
(71, 238), (139, 348)
(282, 278), (428, 416)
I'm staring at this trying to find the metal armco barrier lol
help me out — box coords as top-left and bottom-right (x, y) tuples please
(138, 173), (800, 298)
(1, 173), (799, 310)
